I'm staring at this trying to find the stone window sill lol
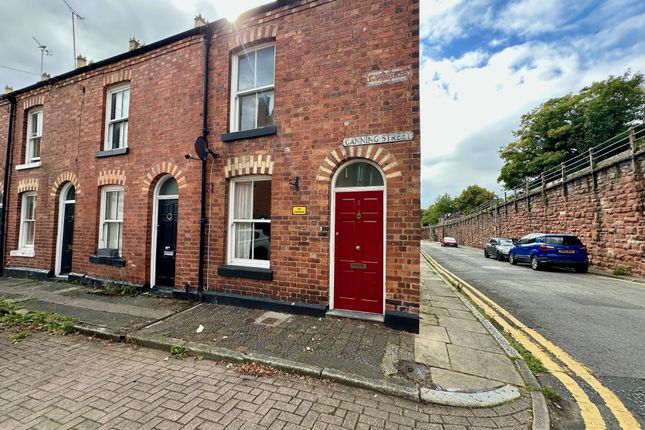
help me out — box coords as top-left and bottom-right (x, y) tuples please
(218, 265), (273, 281)
(221, 125), (277, 142)
(96, 147), (129, 158)
(10, 248), (35, 257)
(16, 161), (42, 171)
(89, 255), (126, 267)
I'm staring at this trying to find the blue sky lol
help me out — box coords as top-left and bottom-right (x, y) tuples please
(420, 0), (645, 206)
(1, 1), (644, 207)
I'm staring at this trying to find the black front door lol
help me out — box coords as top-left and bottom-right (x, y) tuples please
(155, 199), (178, 287)
(61, 203), (75, 275)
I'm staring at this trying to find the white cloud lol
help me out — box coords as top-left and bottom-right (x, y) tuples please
(420, 38), (645, 205)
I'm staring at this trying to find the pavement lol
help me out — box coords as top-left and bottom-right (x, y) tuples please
(422, 240), (645, 429)
(0, 258), (545, 425)
(0, 333), (533, 430)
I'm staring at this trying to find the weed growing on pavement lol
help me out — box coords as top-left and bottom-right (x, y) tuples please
(612, 265), (632, 276)
(0, 299), (79, 339)
(505, 336), (546, 373)
(541, 385), (561, 403)
(100, 281), (140, 296)
(9, 331), (29, 343)
(170, 345), (189, 358)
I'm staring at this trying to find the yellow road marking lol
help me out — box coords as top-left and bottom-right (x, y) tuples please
(421, 250), (641, 430)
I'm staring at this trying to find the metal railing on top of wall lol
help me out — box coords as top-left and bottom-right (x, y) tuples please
(435, 123), (645, 225)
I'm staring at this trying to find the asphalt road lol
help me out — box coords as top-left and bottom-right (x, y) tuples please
(421, 241), (645, 427)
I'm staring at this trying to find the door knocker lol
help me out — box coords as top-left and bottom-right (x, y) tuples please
(356, 212), (362, 220)
(166, 213), (173, 221)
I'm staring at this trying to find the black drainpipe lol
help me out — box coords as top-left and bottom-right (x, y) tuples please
(0, 95), (16, 274)
(197, 26), (212, 296)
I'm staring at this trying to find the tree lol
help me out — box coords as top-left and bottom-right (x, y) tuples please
(498, 72), (645, 189)
(422, 193), (455, 225)
(453, 185), (497, 213)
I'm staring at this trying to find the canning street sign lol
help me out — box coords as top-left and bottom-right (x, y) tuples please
(342, 131), (413, 147)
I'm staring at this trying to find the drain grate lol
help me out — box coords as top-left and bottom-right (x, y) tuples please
(398, 360), (430, 383)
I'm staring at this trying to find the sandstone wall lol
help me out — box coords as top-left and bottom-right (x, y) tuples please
(424, 151), (645, 276)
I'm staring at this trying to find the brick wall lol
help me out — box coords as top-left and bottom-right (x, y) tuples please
(425, 152), (645, 276)
(0, 0), (420, 315)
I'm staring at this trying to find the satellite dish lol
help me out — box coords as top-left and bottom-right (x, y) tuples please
(194, 136), (208, 160)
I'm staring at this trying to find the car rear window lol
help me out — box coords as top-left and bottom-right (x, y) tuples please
(543, 236), (582, 246)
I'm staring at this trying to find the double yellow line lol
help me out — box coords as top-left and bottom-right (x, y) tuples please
(421, 249), (640, 430)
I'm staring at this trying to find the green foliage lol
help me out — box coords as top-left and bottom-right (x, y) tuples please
(541, 385), (561, 404)
(102, 281), (139, 296)
(612, 265), (632, 276)
(9, 331), (29, 344)
(422, 185), (497, 226)
(453, 185), (497, 213)
(170, 345), (189, 359)
(0, 300), (78, 336)
(422, 193), (456, 225)
(498, 72), (645, 189)
(507, 337), (546, 374)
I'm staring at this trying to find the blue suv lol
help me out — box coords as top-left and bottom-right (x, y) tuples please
(509, 233), (589, 273)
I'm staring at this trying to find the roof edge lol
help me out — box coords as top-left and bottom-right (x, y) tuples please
(1, 0), (302, 101)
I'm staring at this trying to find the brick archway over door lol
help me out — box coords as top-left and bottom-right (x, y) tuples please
(315, 145), (402, 183)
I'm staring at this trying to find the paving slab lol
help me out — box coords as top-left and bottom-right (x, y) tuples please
(447, 344), (525, 386)
(417, 325), (450, 343)
(430, 367), (505, 391)
(446, 327), (504, 353)
(414, 338), (451, 368)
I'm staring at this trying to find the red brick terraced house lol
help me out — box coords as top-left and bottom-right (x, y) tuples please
(0, 0), (421, 332)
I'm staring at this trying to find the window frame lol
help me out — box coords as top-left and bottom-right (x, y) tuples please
(18, 192), (36, 251)
(25, 107), (43, 164)
(98, 185), (124, 256)
(229, 42), (276, 133)
(103, 82), (131, 151)
(227, 176), (271, 269)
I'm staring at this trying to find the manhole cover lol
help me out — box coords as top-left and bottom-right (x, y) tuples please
(398, 360), (430, 383)
(254, 311), (291, 327)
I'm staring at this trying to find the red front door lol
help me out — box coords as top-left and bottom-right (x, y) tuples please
(334, 190), (384, 314)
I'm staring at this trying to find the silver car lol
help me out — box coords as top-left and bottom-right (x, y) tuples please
(484, 238), (514, 260)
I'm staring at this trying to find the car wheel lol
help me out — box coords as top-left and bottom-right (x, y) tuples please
(575, 264), (588, 273)
(531, 255), (541, 271)
(484, 249), (489, 258)
(509, 253), (517, 265)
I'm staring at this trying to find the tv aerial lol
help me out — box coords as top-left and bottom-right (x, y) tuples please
(61, 0), (85, 68)
(32, 36), (52, 75)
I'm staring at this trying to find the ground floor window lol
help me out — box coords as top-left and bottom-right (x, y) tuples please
(19, 192), (36, 250)
(99, 186), (124, 256)
(228, 176), (271, 268)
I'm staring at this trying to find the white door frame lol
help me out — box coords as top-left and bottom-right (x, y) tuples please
(150, 175), (179, 288)
(329, 159), (387, 314)
(55, 183), (75, 276)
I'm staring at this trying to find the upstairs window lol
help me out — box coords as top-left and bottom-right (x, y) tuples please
(104, 83), (130, 150)
(99, 186), (124, 256)
(231, 44), (275, 132)
(26, 108), (43, 163)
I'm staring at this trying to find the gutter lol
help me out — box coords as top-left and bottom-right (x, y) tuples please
(0, 95), (16, 273)
(197, 26), (213, 296)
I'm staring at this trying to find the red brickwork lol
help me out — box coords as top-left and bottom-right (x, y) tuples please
(426, 153), (645, 276)
(0, 0), (420, 315)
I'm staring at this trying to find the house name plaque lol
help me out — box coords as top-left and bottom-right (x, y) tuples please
(342, 131), (413, 147)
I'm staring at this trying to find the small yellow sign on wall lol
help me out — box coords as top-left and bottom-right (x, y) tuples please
(292, 206), (307, 215)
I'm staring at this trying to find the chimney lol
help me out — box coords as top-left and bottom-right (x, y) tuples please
(129, 37), (142, 51)
(194, 14), (207, 28)
(4, 85), (13, 94)
(76, 55), (87, 68)
(41, 73), (51, 81)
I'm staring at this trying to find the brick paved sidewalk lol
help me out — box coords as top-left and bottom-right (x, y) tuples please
(0, 333), (532, 429)
(138, 302), (414, 383)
